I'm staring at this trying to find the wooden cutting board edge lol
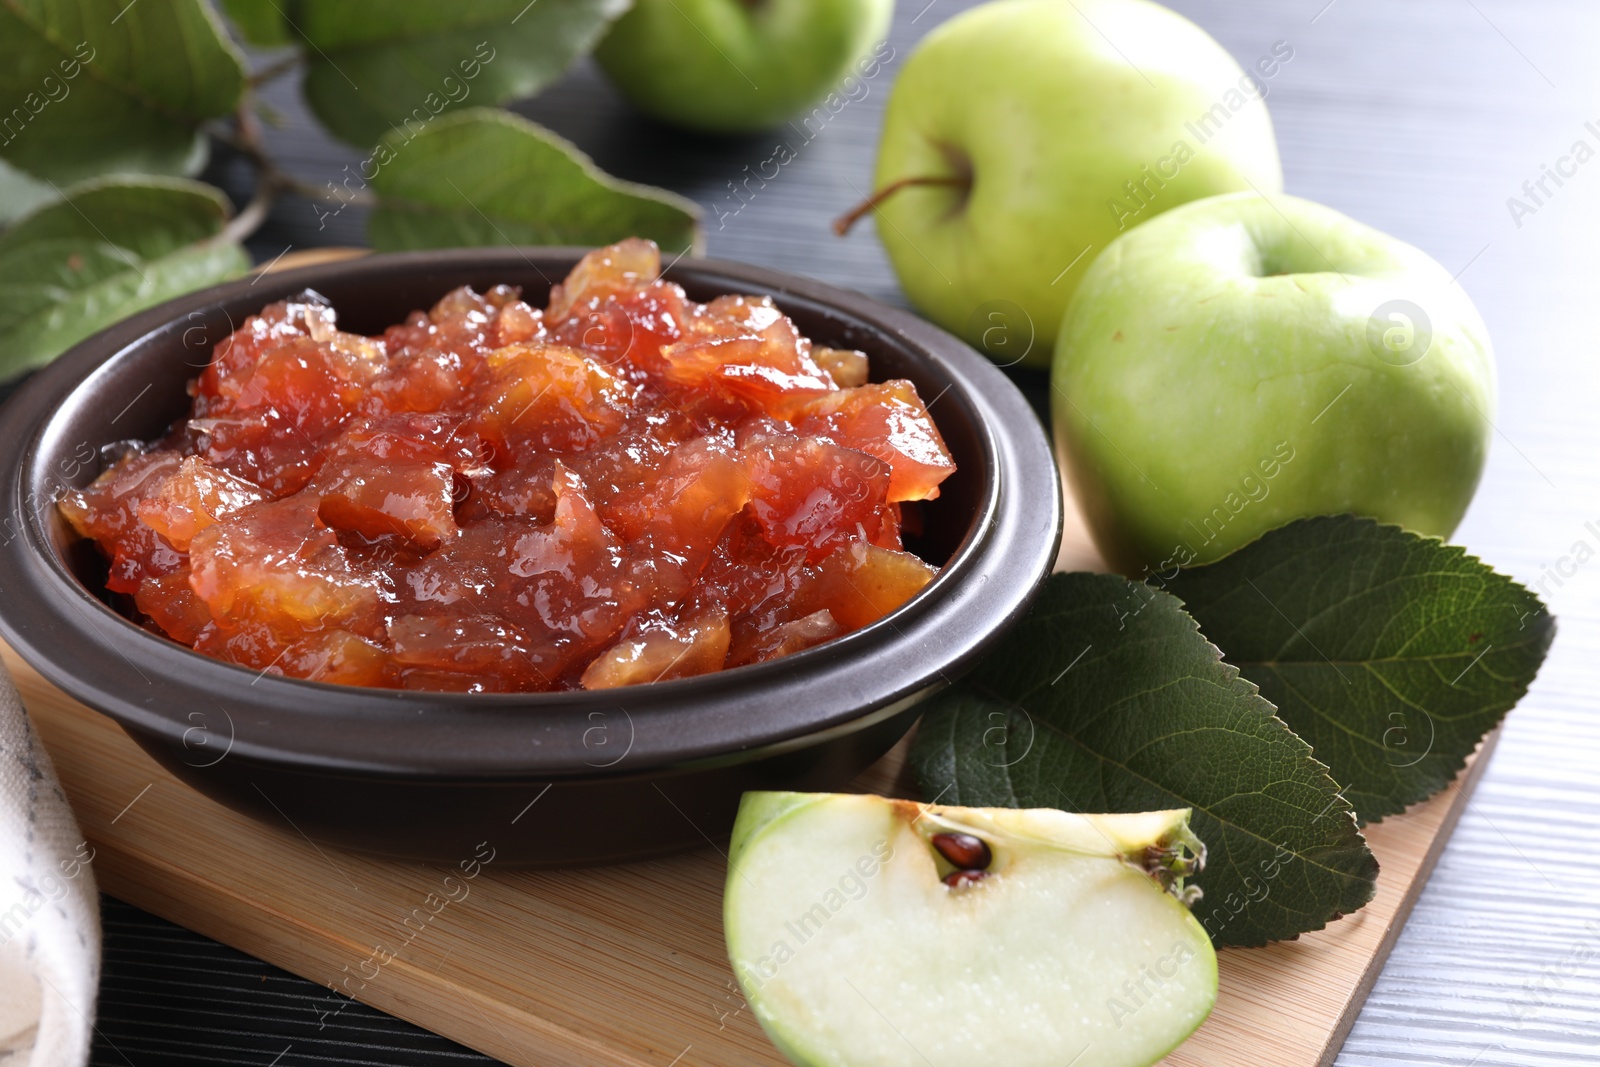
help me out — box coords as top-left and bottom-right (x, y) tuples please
(1310, 729), (1496, 1067)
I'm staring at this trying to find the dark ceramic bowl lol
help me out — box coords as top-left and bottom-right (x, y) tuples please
(0, 249), (1060, 865)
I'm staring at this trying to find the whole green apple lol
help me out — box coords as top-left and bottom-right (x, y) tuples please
(1052, 192), (1495, 576)
(594, 0), (893, 134)
(862, 0), (1284, 369)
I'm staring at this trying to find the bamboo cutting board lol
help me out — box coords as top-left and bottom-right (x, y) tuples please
(4, 640), (1490, 1067)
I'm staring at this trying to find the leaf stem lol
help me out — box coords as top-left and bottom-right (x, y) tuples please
(209, 94), (381, 246)
(231, 95), (274, 172)
(202, 97), (280, 246)
(832, 175), (970, 236)
(249, 53), (302, 88)
(213, 171), (275, 247)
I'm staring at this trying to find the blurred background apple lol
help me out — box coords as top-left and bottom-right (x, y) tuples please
(596, 0), (894, 134)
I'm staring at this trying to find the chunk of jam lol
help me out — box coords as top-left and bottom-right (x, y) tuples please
(59, 240), (957, 692)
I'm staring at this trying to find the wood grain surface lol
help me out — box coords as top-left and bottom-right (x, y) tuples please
(18, 0), (1598, 1064)
(5, 638), (1492, 1067)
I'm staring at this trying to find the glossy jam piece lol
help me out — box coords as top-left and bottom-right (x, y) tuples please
(388, 614), (550, 690)
(796, 380), (957, 502)
(744, 435), (893, 563)
(471, 342), (632, 454)
(312, 416), (479, 552)
(60, 240), (957, 692)
(661, 300), (836, 416)
(547, 237), (663, 321)
(581, 605), (732, 689)
(364, 347), (467, 416)
(547, 240), (689, 374)
(700, 512), (809, 622)
(794, 542), (939, 630)
(278, 630), (394, 687)
(812, 346), (869, 388)
(188, 497), (381, 644)
(394, 467), (652, 687)
(195, 297), (339, 402)
(195, 312), (386, 495)
(472, 454), (562, 523)
(611, 437), (752, 561)
(137, 456), (265, 551)
(727, 608), (841, 668)
(59, 451), (187, 594)
(133, 570), (213, 645)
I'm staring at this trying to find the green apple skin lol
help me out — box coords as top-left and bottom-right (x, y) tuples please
(725, 791), (1217, 1067)
(594, 0), (893, 134)
(872, 0), (1283, 369)
(1052, 192), (1496, 576)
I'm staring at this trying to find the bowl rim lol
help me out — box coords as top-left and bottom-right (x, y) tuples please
(0, 248), (1061, 781)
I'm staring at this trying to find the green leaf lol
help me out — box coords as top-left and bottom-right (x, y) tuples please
(290, 0), (628, 148)
(910, 572), (1378, 948)
(0, 0), (246, 184)
(0, 176), (250, 380)
(1164, 515), (1556, 824)
(216, 0), (294, 46)
(368, 108), (702, 255)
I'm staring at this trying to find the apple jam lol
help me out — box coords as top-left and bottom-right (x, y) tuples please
(58, 240), (957, 693)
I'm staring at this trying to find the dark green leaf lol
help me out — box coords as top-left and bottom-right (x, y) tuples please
(291, 0), (628, 147)
(1165, 515), (1556, 824)
(368, 108), (701, 255)
(911, 572), (1378, 947)
(0, 176), (249, 379)
(0, 0), (245, 183)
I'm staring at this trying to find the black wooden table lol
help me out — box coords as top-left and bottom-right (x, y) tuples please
(91, 2), (1600, 1063)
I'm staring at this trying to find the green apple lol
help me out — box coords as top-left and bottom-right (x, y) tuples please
(594, 0), (894, 134)
(858, 0), (1283, 369)
(1052, 191), (1495, 576)
(725, 792), (1216, 1067)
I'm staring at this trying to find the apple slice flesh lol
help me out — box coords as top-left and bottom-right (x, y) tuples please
(725, 793), (1216, 1067)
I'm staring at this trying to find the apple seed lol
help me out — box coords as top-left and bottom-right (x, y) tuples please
(942, 869), (988, 889)
(931, 832), (992, 870)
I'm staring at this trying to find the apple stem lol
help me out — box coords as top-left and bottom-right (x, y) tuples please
(831, 176), (971, 236)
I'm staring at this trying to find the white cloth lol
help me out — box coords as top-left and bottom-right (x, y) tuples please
(0, 660), (99, 1067)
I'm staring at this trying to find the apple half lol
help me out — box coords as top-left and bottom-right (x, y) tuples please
(725, 792), (1217, 1067)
